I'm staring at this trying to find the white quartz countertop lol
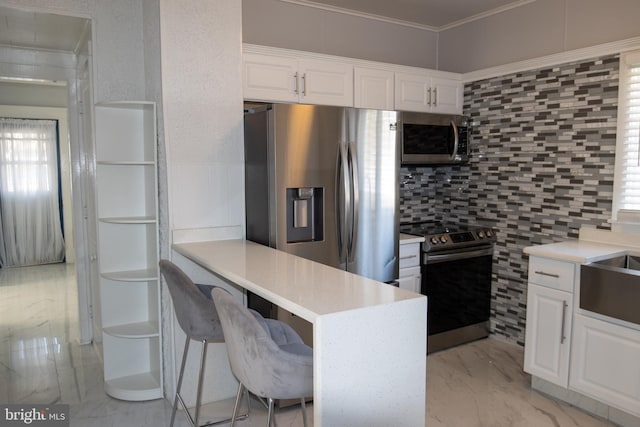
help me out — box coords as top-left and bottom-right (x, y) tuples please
(173, 239), (424, 323)
(400, 233), (425, 244)
(523, 239), (630, 263)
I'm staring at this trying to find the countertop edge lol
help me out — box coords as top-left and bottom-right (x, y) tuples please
(523, 240), (632, 264)
(400, 233), (426, 244)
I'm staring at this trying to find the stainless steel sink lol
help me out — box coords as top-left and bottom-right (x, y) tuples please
(580, 255), (640, 325)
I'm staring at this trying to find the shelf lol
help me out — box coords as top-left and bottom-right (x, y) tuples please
(95, 101), (162, 402)
(100, 268), (158, 282)
(99, 216), (157, 224)
(104, 371), (163, 401)
(97, 160), (156, 166)
(103, 321), (160, 339)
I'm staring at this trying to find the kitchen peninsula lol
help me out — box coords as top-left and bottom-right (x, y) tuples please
(173, 239), (428, 427)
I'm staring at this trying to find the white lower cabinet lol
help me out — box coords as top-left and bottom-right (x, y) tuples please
(398, 240), (421, 293)
(524, 283), (573, 387)
(570, 314), (640, 417)
(398, 266), (421, 294)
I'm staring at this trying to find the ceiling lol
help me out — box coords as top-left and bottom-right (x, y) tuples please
(0, 0), (532, 54)
(0, 6), (89, 53)
(286, 0), (534, 29)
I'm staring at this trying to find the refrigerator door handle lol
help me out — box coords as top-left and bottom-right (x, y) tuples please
(335, 138), (350, 265)
(347, 140), (359, 261)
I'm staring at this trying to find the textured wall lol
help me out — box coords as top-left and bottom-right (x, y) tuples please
(438, 0), (640, 73)
(400, 54), (619, 345)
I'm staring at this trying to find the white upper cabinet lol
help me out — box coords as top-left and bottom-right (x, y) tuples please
(395, 72), (463, 114)
(431, 77), (464, 114)
(243, 52), (354, 106)
(243, 44), (463, 114)
(354, 67), (394, 110)
(243, 53), (299, 103)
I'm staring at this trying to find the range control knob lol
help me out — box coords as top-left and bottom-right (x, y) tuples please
(430, 236), (439, 245)
(478, 230), (486, 239)
(486, 230), (493, 238)
(439, 235), (448, 243)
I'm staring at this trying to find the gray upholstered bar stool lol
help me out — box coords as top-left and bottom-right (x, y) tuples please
(211, 287), (314, 427)
(159, 260), (248, 427)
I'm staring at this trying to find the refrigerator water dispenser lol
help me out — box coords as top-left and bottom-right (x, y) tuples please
(286, 187), (323, 243)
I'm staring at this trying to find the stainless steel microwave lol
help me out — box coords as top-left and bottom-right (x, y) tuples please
(400, 112), (470, 165)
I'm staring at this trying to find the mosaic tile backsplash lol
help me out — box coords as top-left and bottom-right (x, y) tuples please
(400, 54), (619, 345)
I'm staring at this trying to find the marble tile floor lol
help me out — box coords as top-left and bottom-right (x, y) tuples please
(0, 263), (619, 426)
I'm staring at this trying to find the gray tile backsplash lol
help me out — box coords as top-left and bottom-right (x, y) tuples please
(400, 54), (619, 345)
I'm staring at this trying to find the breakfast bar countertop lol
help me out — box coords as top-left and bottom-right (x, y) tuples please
(172, 239), (422, 323)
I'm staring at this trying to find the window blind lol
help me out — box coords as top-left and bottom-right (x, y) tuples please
(613, 52), (640, 216)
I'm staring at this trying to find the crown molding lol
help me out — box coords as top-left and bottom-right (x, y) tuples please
(439, 0), (536, 31)
(278, 0), (438, 31)
(462, 36), (640, 83)
(278, 0), (536, 32)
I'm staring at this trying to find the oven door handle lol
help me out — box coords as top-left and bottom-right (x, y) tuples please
(423, 246), (494, 264)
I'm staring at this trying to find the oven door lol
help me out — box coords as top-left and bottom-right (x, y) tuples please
(422, 246), (494, 337)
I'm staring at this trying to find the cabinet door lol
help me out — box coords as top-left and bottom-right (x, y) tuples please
(430, 77), (463, 115)
(354, 67), (394, 110)
(570, 314), (640, 417)
(398, 266), (421, 293)
(298, 59), (354, 107)
(243, 53), (299, 103)
(394, 72), (431, 112)
(524, 283), (573, 387)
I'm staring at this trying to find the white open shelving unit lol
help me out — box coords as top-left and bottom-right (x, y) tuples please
(94, 101), (163, 401)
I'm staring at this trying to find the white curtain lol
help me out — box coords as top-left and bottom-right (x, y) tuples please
(0, 118), (65, 267)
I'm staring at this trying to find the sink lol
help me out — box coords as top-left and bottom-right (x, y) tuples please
(591, 254), (640, 271)
(580, 255), (640, 325)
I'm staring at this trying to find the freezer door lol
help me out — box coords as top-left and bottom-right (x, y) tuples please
(346, 108), (399, 282)
(272, 104), (343, 269)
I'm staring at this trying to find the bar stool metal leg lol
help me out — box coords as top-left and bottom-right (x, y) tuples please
(300, 398), (308, 427)
(171, 335), (191, 427)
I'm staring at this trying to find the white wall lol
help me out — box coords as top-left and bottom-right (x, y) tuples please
(242, 0), (439, 69)
(160, 0), (244, 240)
(438, 0), (640, 73)
(158, 0), (244, 402)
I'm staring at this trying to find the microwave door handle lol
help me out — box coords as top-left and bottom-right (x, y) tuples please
(450, 120), (459, 161)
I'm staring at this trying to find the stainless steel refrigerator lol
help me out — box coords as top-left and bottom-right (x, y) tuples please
(244, 103), (399, 336)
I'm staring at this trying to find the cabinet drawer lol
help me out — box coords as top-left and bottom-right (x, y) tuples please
(399, 242), (421, 268)
(528, 257), (575, 292)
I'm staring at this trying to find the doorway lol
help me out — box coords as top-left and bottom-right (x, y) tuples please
(0, 6), (94, 344)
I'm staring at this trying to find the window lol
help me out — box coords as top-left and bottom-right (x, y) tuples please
(613, 50), (640, 221)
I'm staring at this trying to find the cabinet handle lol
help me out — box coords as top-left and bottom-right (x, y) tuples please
(560, 301), (568, 344)
(302, 73), (307, 96)
(293, 72), (299, 94)
(433, 87), (438, 106)
(400, 255), (417, 260)
(534, 270), (560, 278)
(427, 87), (432, 106)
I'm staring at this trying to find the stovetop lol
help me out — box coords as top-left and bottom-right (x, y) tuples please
(400, 221), (496, 252)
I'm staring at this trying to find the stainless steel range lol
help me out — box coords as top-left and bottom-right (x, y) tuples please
(400, 221), (496, 353)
